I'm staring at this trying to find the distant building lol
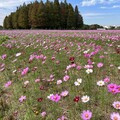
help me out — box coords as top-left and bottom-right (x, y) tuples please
(97, 28), (106, 30)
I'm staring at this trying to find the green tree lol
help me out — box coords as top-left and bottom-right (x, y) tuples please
(60, 1), (68, 29)
(3, 16), (8, 29)
(7, 14), (13, 29)
(37, 0), (46, 28)
(75, 5), (83, 29)
(18, 3), (29, 29)
(30, 1), (39, 28)
(53, 0), (61, 29)
(45, 0), (54, 29)
(67, 3), (75, 29)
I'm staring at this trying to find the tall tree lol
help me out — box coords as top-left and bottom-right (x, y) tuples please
(60, 1), (68, 29)
(45, 0), (54, 29)
(75, 5), (83, 29)
(67, 3), (75, 29)
(3, 16), (8, 29)
(53, 0), (61, 29)
(30, 1), (39, 28)
(7, 14), (13, 29)
(18, 3), (29, 29)
(37, 0), (46, 28)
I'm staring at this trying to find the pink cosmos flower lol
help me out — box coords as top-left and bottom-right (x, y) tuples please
(97, 62), (103, 68)
(21, 67), (29, 76)
(19, 96), (26, 103)
(81, 110), (92, 120)
(60, 90), (69, 97)
(71, 63), (76, 68)
(110, 112), (120, 120)
(35, 79), (40, 83)
(50, 94), (61, 102)
(57, 115), (67, 120)
(63, 75), (70, 81)
(57, 80), (62, 85)
(104, 77), (110, 83)
(4, 81), (12, 88)
(112, 101), (120, 110)
(41, 111), (46, 117)
(76, 65), (82, 70)
(1, 54), (7, 60)
(99, 55), (104, 58)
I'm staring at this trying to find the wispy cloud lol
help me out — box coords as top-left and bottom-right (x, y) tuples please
(100, 5), (120, 9)
(82, 0), (120, 6)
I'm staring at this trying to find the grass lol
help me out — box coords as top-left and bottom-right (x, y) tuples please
(0, 30), (120, 120)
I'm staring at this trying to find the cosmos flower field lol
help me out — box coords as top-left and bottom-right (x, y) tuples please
(0, 30), (120, 120)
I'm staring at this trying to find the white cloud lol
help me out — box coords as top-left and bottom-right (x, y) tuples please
(82, 0), (120, 6)
(82, 0), (96, 6)
(0, 0), (34, 25)
(100, 5), (120, 9)
(82, 12), (106, 17)
(112, 5), (120, 8)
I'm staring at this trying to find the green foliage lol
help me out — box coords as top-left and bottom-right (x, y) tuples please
(0, 35), (9, 44)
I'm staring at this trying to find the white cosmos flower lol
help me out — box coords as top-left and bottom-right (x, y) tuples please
(86, 69), (93, 74)
(81, 95), (90, 103)
(47, 94), (53, 99)
(74, 81), (80, 86)
(77, 78), (82, 83)
(97, 80), (105, 86)
(16, 53), (21, 57)
(13, 70), (17, 73)
(83, 49), (90, 54)
(74, 78), (82, 86)
(118, 66), (120, 70)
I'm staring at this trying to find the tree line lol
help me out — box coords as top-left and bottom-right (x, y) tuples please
(3, 0), (83, 29)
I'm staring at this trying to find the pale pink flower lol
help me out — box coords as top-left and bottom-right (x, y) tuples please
(63, 75), (70, 81)
(76, 65), (82, 70)
(35, 79), (40, 83)
(41, 111), (46, 117)
(81, 110), (92, 120)
(112, 101), (120, 110)
(110, 112), (120, 120)
(60, 90), (69, 97)
(4, 81), (12, 88)
(57, 80), (62, 85)
(19, 96), (26, 103)
(97, 62), (103, 68)
(104, 77), (110, 83)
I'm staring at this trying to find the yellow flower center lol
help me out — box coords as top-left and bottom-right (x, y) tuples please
(113, 116), (118, 120)
(115, 104), (120, 108)
(85, 114), (89, 118)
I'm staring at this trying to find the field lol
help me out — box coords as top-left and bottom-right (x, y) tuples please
(0, 30), (120, 120)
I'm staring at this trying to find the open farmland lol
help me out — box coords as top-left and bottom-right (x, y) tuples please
(0, 30), (120, 120)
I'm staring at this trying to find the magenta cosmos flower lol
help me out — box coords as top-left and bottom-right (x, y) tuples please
(107, 83), (118, 94)
(50, 94), (61, 102)
(81, 110), (92, 120)
(21, 67), (29, 76)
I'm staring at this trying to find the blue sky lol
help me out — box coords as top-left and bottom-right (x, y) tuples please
(0, 0), (120, 26)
